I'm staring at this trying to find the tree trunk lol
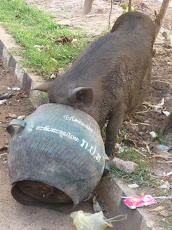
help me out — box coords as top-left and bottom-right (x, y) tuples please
(84, 0), (94, 15)
(155, 0), (170, 39)
(128, 0), (132, 11)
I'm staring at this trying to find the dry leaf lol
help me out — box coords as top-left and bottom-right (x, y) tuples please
(159, 210), (170, 217)
(149, 206), (164, 212)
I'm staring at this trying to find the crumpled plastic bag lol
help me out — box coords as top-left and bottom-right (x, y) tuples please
(70, 211), (113, 230)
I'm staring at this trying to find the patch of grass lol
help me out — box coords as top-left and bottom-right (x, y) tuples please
(110, 147), (160, 187)
(0, 0), (89, 77)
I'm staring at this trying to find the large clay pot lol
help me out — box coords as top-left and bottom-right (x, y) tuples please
(7, 104), (106, 207)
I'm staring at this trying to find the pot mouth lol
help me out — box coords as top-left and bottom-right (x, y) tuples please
(11, 180), (74, 210)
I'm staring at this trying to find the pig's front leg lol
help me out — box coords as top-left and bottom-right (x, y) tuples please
(105, 109), (125, 157)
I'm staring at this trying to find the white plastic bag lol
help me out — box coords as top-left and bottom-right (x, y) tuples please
(70, 211), (113, 230)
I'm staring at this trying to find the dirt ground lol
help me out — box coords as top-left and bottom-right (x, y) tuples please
(0, 0), (172, 229)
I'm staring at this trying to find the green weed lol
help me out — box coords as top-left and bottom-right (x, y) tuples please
(110, 147), (160, 187)
(0, 0), (89, 77)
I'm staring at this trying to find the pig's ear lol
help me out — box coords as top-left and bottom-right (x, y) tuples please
(32, 82), (53, 92)
(69, 87), (93, 106)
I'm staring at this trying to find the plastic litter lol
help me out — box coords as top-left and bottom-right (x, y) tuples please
(93, 196), (102, 213)
(149, 131), (157, 138)
(159, 144), (170, 151)
(128, 183), (139, 188)
(149, 98), (164, 112)
(123, 195), (156, 209)
(0, 99), (7, 105)
(0, 93), (12, 100)
(163, 170), (172, 177)
(12, 87), (20, 91)
(70, 211), (127, 230)
(159, 184), (169, 189)
(162, 111), (170, 116)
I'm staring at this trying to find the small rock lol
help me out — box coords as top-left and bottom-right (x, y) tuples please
(50, 73), (56, 79)
(151, 80), (170, 94)
(163, 94), (170, 98)
(8, 113), (17, 119)
(141, 105), (147, 110)
(58, 19), (71, 26)
(111, 157), (138, 173)
(0, 145), (8, 151)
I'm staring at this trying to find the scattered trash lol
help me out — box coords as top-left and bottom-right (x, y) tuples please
(123, 195), (156, 209)
(158, 144), (170, 151)
(70, 211), (127, 230)
(149, 131), (157, 138)
(163, 170), (172, 177)
(133, 147), (147, 158)
(0, 93), (12, 100)
(93, 196), (102, 213)
(0, 153), (7, 158)
(34, 44), (44, 51)
(12, 87), (20, 91)
(159, 184), (169, 189)
(128, 183), (139, 189)
(114, 143), (120, 151)
(149, 98), (164, 112)
(140, 147), (146, 152)
(71, 211), (112, 230)
(111, 157), (138, 173)
(118, 146), (128, 153)
(0, 99), (7, 105)
(162, 111), (170, 116)
(153, 196), (172, 199)
(17, 115), (26, 120)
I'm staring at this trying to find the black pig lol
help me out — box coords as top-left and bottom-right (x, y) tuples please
(35, 12), (155, 157)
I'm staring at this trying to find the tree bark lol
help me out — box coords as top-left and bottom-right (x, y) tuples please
(128, 0), (132, 11)
(84, 0), (94, 15)
(155, 0), (170, 39)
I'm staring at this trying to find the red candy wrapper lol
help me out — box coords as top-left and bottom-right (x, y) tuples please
(124, 195), (157, 209)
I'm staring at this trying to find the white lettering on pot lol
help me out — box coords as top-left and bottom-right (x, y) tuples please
(64, 115), (93, 133)
(80, 139), (101, 162)
(35, 126), (101, 163)
(36, 126), (79, 142)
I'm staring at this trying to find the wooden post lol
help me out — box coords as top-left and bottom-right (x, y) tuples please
(155, 0), (170, 39)
(84, 0), (94, 15)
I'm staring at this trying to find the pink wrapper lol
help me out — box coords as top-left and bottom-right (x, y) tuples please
(124, 195), (157, 209)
